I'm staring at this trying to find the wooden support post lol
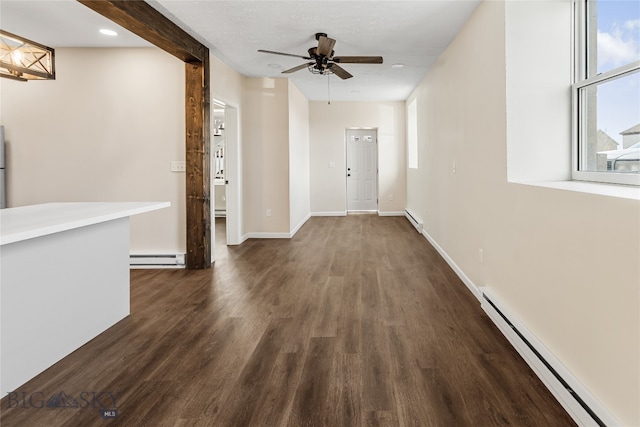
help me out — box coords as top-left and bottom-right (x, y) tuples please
(185, 59), (211, 268)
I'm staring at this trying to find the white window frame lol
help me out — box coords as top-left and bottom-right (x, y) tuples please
(572, 0), (640, 186)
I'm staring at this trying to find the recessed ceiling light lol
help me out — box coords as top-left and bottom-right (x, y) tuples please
(391, 63), (405, 69)
(267, 63), (281, 69)
(99, 29), (118, 36)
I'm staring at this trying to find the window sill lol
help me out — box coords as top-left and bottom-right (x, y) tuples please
(516, 180), (640, 201)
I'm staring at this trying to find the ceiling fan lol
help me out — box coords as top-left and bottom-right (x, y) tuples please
(258, 33), (383, 80)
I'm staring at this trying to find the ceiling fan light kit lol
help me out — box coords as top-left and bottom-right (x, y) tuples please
(258, 32), (383, 81)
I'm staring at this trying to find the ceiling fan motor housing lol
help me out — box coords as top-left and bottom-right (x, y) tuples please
(258, 33), (382, 80)
(308, 47), (333, 72)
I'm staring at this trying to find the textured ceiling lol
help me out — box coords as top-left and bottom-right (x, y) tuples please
(151, 0), (480, 101)
(1, 0), (480, 102)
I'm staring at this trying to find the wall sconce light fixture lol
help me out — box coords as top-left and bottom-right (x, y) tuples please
(0, 30), (55, 81)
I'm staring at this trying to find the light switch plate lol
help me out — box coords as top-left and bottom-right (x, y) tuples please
(171, 161), (186, 172)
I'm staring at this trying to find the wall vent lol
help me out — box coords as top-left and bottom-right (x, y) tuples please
(481, 288), (618, 427)
(130, 253), (185, 268)
(404, 209), (423, 233)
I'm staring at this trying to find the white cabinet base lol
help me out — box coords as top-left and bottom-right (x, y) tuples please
(1, 218), (130, 394)
(1, 202), (169, 394)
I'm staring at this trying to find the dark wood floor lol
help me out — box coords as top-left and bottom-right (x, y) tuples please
(1, 215), (575, 426)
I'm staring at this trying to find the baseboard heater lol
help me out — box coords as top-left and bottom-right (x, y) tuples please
(404, 209), (423, 233)
(480, 288), (618, 427)
(130, 253), (185, 268)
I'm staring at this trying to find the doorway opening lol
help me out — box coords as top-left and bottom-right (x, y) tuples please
(346, 128), (378, 213)
(212, 99), (241, 262)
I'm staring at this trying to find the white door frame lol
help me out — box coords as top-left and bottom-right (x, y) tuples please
(224, 105), (241, 245)
(345, 127), (378, 213)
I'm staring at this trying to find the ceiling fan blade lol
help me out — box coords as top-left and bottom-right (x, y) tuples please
(317, 35), (336, 57)
(333, 56), (383, 64)
(282, 62), (314, 74)
(258, 49), (311, 60)
(329, 63), (353, 80)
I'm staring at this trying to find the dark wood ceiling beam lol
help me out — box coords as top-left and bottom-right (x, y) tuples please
(78, 0), (211, 269)
(78, 0), (205, 63)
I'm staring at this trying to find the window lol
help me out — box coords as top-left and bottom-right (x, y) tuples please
(407, 98), (418, 169)
(573, 0), (640, 185)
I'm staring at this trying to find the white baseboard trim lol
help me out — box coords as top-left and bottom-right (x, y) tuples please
(241, 232), (291, 240)
(420, 229), (482, 301)
(378, 211), (405, 216)
(311, 211), (347, 217)
(290, 213), (311, 237)
(240, 213), (312, 242)
(481, 288), (619, 427)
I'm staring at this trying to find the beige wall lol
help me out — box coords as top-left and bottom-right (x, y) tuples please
(1, 48), (307, 245)
(210, 53), (244, 243)
(214, 185), (226, 210)
(242, 77), (290, 234)
(309, 101), (406, 214)
(0, 48), (186, 253)
(288, 81), (311, 232)
(211, 55), (244, 108)
(505, 0), (572, 182)
(406, 1), (640, 424)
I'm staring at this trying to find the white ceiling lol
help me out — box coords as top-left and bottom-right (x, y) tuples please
(1, 0), (480, 102)
(0, 1), (153, 48)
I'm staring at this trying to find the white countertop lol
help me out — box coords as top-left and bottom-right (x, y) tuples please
(0, 202), (170, 246)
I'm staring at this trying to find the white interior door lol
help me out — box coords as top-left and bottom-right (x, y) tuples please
(346, 129), (378, 211)
(224, 106), (240, 245)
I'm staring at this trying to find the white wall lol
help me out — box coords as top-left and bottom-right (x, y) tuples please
(309, 101), (406, 215)
(242, 77), (290, 234)
(0, 48), (186, 253)
(288, 81), (310, 232)
(406, 1), (640, 425)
